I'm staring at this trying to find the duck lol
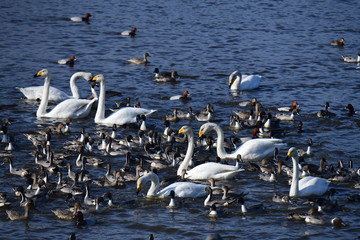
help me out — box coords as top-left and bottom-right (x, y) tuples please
(18, 71), (94, 102)
(153, 68), (172, 78)
(330, 37), (345, 46)
(238, 197), (265, 214)
(277, 101), (299, 112)
(342, 51), (360, 63)
(176, 107), (193, 120)
(2, 157), (29, 177)
(126, 52), (150, 64)
(238, 97), (258, 107)
(177, 125), (245, 180)
(120, 27), (137, 37)
(228, 70), (262, 90)
(275, 109), (300, 121)
(58, 56), (76, 66)
(52, 202), (80, 220)
(167, 190), (178, 209)
(317, 102), (336, 118)
(169, 90), (190, 100)
(70, 13), (92, 22)
(90, 74), (157, 126)
(0, 193), (11, 207)
(34, 69), (97, 119)
(297, 138), (312, 158)
(136, 171), (208, 198)
(5, 202), (32, 221)
(286, 147), (330, 197)
(203, 187), (236, 207)
(198, 123), (285, 161)
(154, 71), (180, 82)
(345, 104), (356, 116)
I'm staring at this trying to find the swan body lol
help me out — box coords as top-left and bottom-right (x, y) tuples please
(19, 71), (93, 102)
(136, 172), (208, 198)
(90, 74), (157, 126)
(198, 123), (284, 161)
(177, 125), (245, 180)
(287, 147), (330, 197)
(228, 71), (262, 90)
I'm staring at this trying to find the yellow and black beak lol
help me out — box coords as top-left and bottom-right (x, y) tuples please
(90, 75), (99, 82)
(178, 128), (184, 134)
(136, 184), (141, 195)
(285, 151), (291, 161)
(198, 130), (204, 137)
(34, 70), (43, 78)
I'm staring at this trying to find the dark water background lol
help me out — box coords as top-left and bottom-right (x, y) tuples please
(0, 0), (359, 239)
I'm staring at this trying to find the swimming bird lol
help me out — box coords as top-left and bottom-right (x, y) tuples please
(90, 74), (157, 126)
(286, 147), (330, 197)
(317, 102), (336, 118)
(169, 90), (190, 100)
(342, 51), (360, 63)
(6, 202), (32, 220)
(33, 69), (97, 119)
(57, 56), (76, 66)
(198, 123), (284, 161)
(19, 71), (94, 102)
(345, 104), (356, 116)
(154, 71), (180, 82)
(120, 27), (137, 37)
(3, 157), (29, 177)
(275, 109), (300, 121)
(277, 101), (299, 112)
(52, 202), (80, 220)
(126, 52), (150, 64)
(228, 70), (262, 90)
(203, 187), (237, 207)
(177, 125), (245, 180)
(330, 37), (345, 46)
(136, 171), (208, 198)
(70, 13), (92, 22)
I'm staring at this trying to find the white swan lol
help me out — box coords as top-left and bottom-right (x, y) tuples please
(287, 147), (330, 197)
(198, 122), (285, 162)
(90, 74), (156, 126)
(228, 70), (262, 90)
(136, 172), (208, 198)
(34, 69), (97, 119)
(177, 125), (245, 180)
(19, 71), (93, 102)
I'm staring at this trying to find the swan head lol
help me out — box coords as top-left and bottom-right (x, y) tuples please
(34, 69), (48, 78)
(90, 74), (104, 83)
(81, 72), (93, 81)
(286, 147), (297, 160)
(199, 122), (215, 137)
(228, 71), (241, 88)
(178, 125), (191, 135)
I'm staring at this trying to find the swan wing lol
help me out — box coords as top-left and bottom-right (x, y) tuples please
(18, 86), (70, 102)
(239, 75), (262, 90)
(234, 138), (284, 161)
(158, 182), (207, 198)
(299, 176), (330, 196)
(187, 162), (241, 180)
(104, 107), (157, 126)
(45, 99), (96, 119)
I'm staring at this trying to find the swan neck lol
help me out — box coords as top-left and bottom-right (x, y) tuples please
(146, 173), (160, 196)
(95, 79), (106, 123)
(177, 130), (195, 176)
(230, 75), (241, 90)
(37, 74), (50, 117)
(289, 155), (299, 197)
(213, 124), (230, 159)
(69, 72), (85, 99)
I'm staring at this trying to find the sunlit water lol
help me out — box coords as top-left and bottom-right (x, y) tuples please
(0, 0), (359, 239)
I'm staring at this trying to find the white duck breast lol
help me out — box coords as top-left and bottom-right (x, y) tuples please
(90, 74), (157, 126)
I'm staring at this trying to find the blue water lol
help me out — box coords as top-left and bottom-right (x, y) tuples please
(0, 0), (360, 239)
